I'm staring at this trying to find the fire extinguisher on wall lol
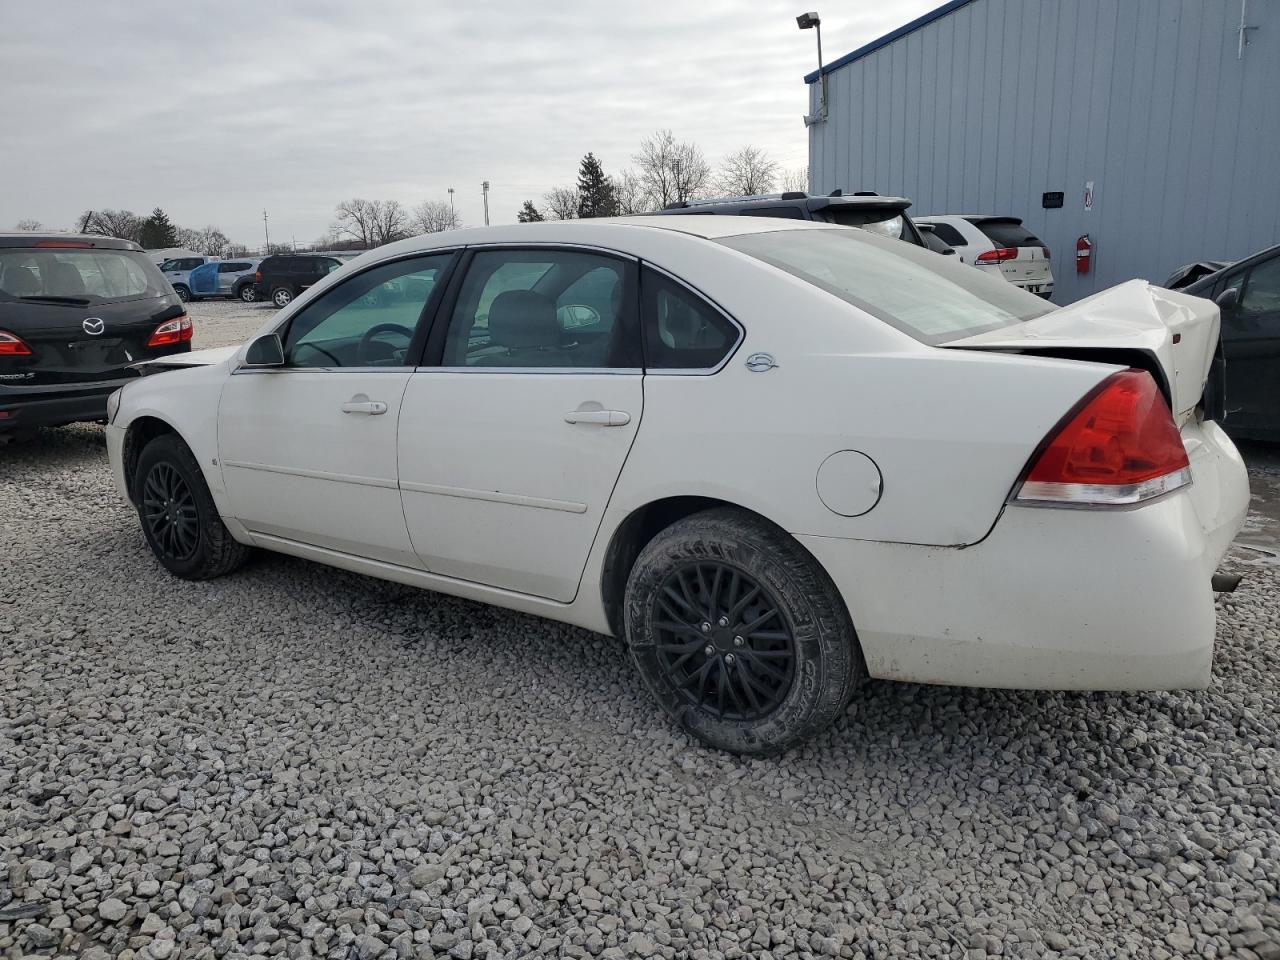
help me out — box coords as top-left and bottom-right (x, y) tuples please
(1076, 234), (1093, 274)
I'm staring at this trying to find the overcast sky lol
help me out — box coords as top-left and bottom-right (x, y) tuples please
(2, 0), (936, 247)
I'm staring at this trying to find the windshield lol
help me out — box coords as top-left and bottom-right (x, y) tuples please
(721, 227), (1053, 344)
(0, 248), (169, 304)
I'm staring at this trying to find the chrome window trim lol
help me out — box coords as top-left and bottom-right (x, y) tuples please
(232, 366), (415, 375)
(414, 366), (640, 375)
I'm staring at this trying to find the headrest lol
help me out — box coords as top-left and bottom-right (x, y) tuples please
(488, 290), (560, 350)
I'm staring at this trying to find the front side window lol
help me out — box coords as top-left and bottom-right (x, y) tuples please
(640, 268), (739, 370)
(441, 249), (638, 368)
(1241, 256), (1280, 318)
(721, 227), (1052, 344)
(283, 254), (451, 368)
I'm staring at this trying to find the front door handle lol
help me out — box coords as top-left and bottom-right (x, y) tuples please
(341, 398), (388, 415)
(564, 409), (630, 426)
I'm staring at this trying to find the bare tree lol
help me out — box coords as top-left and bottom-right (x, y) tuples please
(779, 166), (810, 193)
(716, 145), (778, 196)
(332, 199), (378, 248)
(543, 187), (580, 221)
(411, 199), (461, 234)
(371, 199), (409, 246)
(610, 170), (652, 215)
(175, 225), (232, 257)
(633, 130), (711, 208)
(226, 243), (250, 258)
(80, 209), (144, 243)
(14, 218), (43, 232)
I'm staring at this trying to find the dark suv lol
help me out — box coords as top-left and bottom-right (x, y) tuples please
(254, 255), (343, 308)
(652, 191), (928, 246)
(0, 234), (190, 439)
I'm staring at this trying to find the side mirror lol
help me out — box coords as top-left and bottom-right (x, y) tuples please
(1214, 287), (1240, 312)
(243, 333), (285, 367)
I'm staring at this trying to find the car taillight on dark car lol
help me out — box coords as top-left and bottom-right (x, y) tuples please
(0, 330), (33, 356)
(147, 315), (193, 348)
(254, 270), (262, 282)
(1014, 369), (1190, 506)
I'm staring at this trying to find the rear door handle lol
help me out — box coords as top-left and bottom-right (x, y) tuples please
(341, 399), (388, 415)
(564, 409), (630, 426)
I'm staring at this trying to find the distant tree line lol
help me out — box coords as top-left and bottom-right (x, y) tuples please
(516, 131), (809, 222)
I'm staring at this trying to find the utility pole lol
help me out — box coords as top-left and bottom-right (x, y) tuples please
(448, 187), (455, 221)
(481, 181), (490, 226)
(262, 209), (270, 253)
(673, 159), (683, 204)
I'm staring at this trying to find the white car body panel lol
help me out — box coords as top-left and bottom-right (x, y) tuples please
(398, 371), (644, 601)
(217, 368), (421, 567)
(916, 215), (1054, 296)
(105, 217), (1250, 694)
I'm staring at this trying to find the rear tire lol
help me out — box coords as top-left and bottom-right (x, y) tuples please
(237, 283), (257, 303)
(173, 284), (191, 303)
(271, 287), (293, 308)
(133, 434), (250, 580)
(624, 507), (863, 755)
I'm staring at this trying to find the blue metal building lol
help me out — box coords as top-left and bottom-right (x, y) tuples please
(805, 0), (1280, 302)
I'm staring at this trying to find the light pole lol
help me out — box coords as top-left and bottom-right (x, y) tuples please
(797, 12), (827, 126)
(448, 187), (455, 221)
(481, 181), (490, 226)
(262, 209), (270, 252)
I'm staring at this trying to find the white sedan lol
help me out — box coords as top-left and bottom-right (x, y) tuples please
(106, 217), (1249, 754)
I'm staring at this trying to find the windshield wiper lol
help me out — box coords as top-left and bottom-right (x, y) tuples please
(16, 295), (93, 306)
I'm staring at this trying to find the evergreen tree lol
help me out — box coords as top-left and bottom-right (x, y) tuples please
(576, 153), (617, 218)
(516, 200), (545, 222)
(138, 207), (177, 248)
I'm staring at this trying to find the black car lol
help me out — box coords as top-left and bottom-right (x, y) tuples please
(0, 233), (190, 439)
(254, 254), (343, 308)
(651, 191), (929, 247)
(1180, 242), (1280, 440)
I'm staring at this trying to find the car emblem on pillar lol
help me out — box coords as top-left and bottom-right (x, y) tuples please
(745, 352), (778, 372)
(82, 317), (105, 336)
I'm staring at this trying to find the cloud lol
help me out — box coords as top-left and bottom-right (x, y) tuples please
(0, 0), (937, 244)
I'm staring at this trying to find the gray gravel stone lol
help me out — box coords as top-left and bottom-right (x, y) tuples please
(2, 366), (1279, 960)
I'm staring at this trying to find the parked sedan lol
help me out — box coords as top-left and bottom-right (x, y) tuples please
(106, 218), (1247, 754)
(0, 233), (191, 439)
(1177, 243), (1280, 440)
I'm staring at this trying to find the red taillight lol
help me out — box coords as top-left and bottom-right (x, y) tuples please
(0, 330), (33, 356)
(147, 314), (193, 348)
(1015, 369), (1191, 506)
(1041, 245), (1051, 260)
(254, 271), (262, 282)
(976, 247), (1019, 263)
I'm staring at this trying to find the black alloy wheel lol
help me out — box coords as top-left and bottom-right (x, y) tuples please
(141, 461), (199, 561)
(654, 562), (796, 721)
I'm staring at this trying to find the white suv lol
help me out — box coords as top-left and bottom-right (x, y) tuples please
(916, 215), (1054, 299)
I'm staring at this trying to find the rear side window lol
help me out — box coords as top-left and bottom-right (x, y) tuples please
(220, 262), (250, 273)
(0, 248), (168, 303)
(929, 222), (967, 246)
(1241, 256), (1280, 317)
(974, 220), (1042, 248)
(640, 268), (740, 370)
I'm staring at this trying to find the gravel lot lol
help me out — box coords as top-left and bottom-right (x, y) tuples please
(1, 299), (1278, 959)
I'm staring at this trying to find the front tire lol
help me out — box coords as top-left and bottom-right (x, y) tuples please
(133, 434), (250, 580)
(625, 508), (863, 755)
(271, 286), (293, 308)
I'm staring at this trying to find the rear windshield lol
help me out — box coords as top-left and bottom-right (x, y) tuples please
(720, 227), (1053, 344)
(822, 206), (906, 241)
(974, 220), (1043, 248)
(0, 248), (169, 304)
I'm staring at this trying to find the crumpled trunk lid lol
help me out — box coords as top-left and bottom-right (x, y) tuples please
(943, 280), (1221, 422)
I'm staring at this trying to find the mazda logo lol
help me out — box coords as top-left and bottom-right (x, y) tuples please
(82, 317), (105, 336)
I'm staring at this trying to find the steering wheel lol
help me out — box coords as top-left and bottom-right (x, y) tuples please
(358, 323), (415, 364)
